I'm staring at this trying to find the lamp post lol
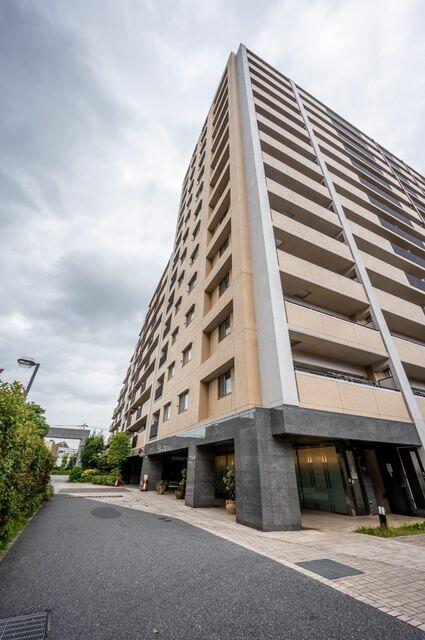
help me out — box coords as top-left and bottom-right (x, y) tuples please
(17, 357), (40, 398)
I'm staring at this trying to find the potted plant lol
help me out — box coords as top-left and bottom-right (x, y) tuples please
(223, 464), (236, 514)
(155, 479), (168, 495)
(175, 468), (187, 499)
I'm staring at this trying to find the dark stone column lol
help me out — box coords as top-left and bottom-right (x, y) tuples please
(185, 443), (215, 508)
(235, 408), (301, 531)
(140, 455), (163, 490)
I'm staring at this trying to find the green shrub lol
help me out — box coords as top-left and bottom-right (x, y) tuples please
(0, 382), (53, 550)
(107, 433), (130, 473)
(91, 475), (117, 486)
(223, 465), (235, 500)
(68, 467), (83, 482)
(51, 468), (70, 475)
(80, 435), (104, 470)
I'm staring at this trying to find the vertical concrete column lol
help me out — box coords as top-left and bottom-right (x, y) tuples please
(185, 444), (215, 508)
(140, 455), (163, 490)
(235, 409), (301, 531)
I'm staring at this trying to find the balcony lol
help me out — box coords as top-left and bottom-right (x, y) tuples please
(278, 251), (369, 317)
(362, 252), (425, 306)
(285, 302), (387, 367)
(394, 336), (425, 382)
(272, 212), (353, 274)
(295, 370), (410, 422)
(130, 376), (152, 409)
(376, 288), (425, 341)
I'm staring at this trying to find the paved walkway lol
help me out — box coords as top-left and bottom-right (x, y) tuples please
(55, 477), (425, 632)
(0, 485), (423, 639)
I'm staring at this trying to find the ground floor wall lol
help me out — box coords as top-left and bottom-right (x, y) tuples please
(139, 406), (425, 531)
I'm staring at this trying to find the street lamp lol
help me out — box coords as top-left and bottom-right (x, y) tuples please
(17, 356), (40, 398)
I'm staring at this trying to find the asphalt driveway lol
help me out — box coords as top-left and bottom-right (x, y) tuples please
(0, 495), (423, 639)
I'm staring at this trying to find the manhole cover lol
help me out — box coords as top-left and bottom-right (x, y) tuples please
(296, 558), (363, 580)
(0, 611), (50, 639)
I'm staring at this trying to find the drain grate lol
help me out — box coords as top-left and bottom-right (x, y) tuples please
(296, 558), (363, 580)
(0, 611), (49, 639)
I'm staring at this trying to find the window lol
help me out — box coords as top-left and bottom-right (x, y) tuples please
(178, 272), (184, 289)
(172, 327), (179, 344)
(178, 390), (189, 413)
(180, 248), (187, 264)
(174, 297), (182, 314)
(218, 272), (230, 296)
(168, 362), (175, 380)
(218, 371), (232, 398)
(190, 245), (199, 265)
(188, 272), (197, 293)
(192, 221), (201, 240)
(183, 229), (189, 244)
(163, 403), (171, 422)
(182, 344), (192, 366)
(185, 305), (195, 326)
(219, 237), (229, 257)
(149, 414), (159, 440)
(218, 316), (231, 341)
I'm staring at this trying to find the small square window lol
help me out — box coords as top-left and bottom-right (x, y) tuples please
(163, 403), (171, 422)
(178, 390), (189, 413)
(218, 273), (230, 296)
(182, 344), (192, 366)
(218, 316), (231, 341)
(218, 371), (232, 398)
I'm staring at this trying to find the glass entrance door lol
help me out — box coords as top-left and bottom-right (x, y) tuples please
(295, 445), (349, 514)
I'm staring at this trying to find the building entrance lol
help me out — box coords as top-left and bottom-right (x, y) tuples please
(294, 445), (349, 514)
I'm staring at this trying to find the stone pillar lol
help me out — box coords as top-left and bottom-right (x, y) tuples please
(140, 455), (163, 490)
(185, 443), (215, 508)
(235, 409), (302, 531)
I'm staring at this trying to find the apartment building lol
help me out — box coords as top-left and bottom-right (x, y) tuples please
(110, 45), (425, 531)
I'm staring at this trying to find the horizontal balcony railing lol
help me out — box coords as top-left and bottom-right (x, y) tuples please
(272, 212), (353, 274)
(295, 369), (411, 422)
(362, 252), (425, 306)
(278, 251), (369, 317)
(285, 301), (387, 366)
(376, 288), (425, 341)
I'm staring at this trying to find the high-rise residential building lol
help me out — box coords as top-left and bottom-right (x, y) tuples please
(110, 45), (425, 531)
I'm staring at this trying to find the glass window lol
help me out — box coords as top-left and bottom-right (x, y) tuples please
(218, 316), (231, 341)
(172, 327), (179, 344)
(218, 371), (232, 398)
(178, 390), (189, 413)
(163, 403), (171, 422)
(188, 272), (197, 293)
(149, 414), (159, 440)
(219, 237), (230, 257)
(178, 272), (184, 288)
(218, 273), (230, 296)
(190, 245), (199, 265)
(175, 297), (182, 313)
(182, 344), (192, 366)
(185, 305), (195, 326)
(168, 362), (175, 380)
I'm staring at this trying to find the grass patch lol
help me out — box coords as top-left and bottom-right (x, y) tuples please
(355, 520), (425, 538)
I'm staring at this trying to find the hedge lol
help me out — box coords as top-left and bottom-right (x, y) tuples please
(0, 382), (53, 550)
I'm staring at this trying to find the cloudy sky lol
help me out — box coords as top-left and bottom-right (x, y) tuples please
(1, 0), (424, 435)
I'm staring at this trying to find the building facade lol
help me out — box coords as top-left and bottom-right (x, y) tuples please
(110, 45), (425, 530)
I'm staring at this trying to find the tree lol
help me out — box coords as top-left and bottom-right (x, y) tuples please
(66, 455), (76, 470)
(0, 382), (53, 547)
(80, 435), (104, 470)
(60, 453), (69, 470)
(107, 433), (130, 475)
